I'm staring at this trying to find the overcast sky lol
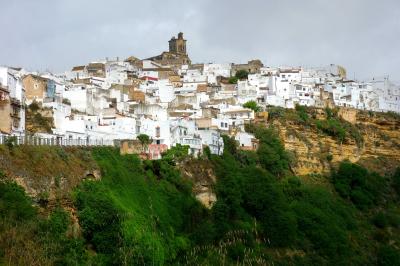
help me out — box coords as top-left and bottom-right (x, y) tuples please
(1, 0), (399, 81)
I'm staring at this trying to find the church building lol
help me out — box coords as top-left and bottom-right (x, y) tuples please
(146, 32), (191, 67)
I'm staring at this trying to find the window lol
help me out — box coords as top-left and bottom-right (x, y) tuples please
(220, 122), (223, 127)
(156, 126), (160, 138)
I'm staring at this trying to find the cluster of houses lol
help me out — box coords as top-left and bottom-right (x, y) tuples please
(0, 32), (399, 158)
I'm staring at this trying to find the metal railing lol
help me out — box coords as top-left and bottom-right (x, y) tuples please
(0, 135), (115, 147)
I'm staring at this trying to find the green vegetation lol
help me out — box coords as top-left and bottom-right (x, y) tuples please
(393, 168), (400, 196)
(267, 105), (365, 147)
(62, 98), (71, 105)
(26, 101), (54, 133)
(333, 161), (386, 209)
(137, 133), (152, 153)
(235, 69), (249, 80)
(0, 181), (88, 265)
(4, 136), (17, 150)
(228, 76), (238, 84)
(243, 100), (261, 112)
(229, 69), (249, 84)
(0, 123), (399, 264)
(266, 105), (286, 120)
(74, 148), (203, 264)
(295, 104), (310, 124)
(161, 143), (190, 164)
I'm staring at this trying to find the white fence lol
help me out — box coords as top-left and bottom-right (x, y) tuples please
(0, 135), (116, 147)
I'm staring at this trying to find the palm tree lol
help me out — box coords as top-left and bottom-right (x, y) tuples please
(137, 134), (152, 157)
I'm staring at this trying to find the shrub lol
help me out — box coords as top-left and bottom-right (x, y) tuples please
(325, 107), (336, 119)
(29, 101), (40, 112)
(0, 182), (36, 221)
(333, 161), (385, 209)
(251, 126), (290, 176)
(243, 100), (261, 112)
(267, 106), (286, 121)
(377, 245), (400, 266)
(373, 212), (388, 229)
(162, 143), (189, 164)
(235, 70), (249, 80)
(228, 76), (238, 84)
(47, 207), (70, 235)
(5, 136), (17, 150)
(75, 182), (122, 256)
(316, 119), (346, 144)
(203, 146), (211, 159)
(393, 168), (400, 196)
(295, 104), (310, 124)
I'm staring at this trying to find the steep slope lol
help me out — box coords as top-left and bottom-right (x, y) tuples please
(257, 107), (400, 177)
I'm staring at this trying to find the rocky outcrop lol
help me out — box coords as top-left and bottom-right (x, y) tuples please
(0, 146), (100, 210)
(271, 109), (400, 176)
(178, 159), (217, 208)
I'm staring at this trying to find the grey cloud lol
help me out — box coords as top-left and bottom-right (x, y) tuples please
(0, 0), (399, 81)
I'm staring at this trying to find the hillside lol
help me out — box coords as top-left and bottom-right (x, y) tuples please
(0, 111), (400, 265)
(259, 107), (400, 177)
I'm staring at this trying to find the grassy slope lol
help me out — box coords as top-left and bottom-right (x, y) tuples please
(84, 148), (199, 263)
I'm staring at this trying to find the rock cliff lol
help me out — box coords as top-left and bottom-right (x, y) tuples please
(265, 108), (400, 177)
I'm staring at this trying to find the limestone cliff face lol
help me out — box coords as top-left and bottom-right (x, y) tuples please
(178, 159), (217, 208)
(271, 109), (400, 176)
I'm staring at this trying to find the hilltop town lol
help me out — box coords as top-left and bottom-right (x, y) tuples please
(0, 32), (399, 158)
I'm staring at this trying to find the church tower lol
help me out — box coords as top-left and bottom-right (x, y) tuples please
(168, 32), (187, 55)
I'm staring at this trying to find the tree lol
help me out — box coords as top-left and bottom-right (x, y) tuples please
(235, 70), (249, 80)
(392, 168), (400, 196)
(161, 144), (189, 164)
(333, 161), (385, 209)
(243, 100), (261, 112)
(137, 134), (152, 154)
(228, 76), (238, 84)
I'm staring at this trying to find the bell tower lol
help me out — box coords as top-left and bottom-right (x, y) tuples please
(168, 32), (187, 55)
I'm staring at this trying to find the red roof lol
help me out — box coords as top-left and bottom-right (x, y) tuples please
(141, 76), (158, 81)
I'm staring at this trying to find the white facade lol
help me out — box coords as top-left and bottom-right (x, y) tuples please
(0, 67), (26, 135)
(198, 129), (224, 155)
(63, 85), (88, 113)
(235, 132), (255, 148)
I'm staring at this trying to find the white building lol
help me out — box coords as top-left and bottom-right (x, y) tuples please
(0, 67), (25, 135)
